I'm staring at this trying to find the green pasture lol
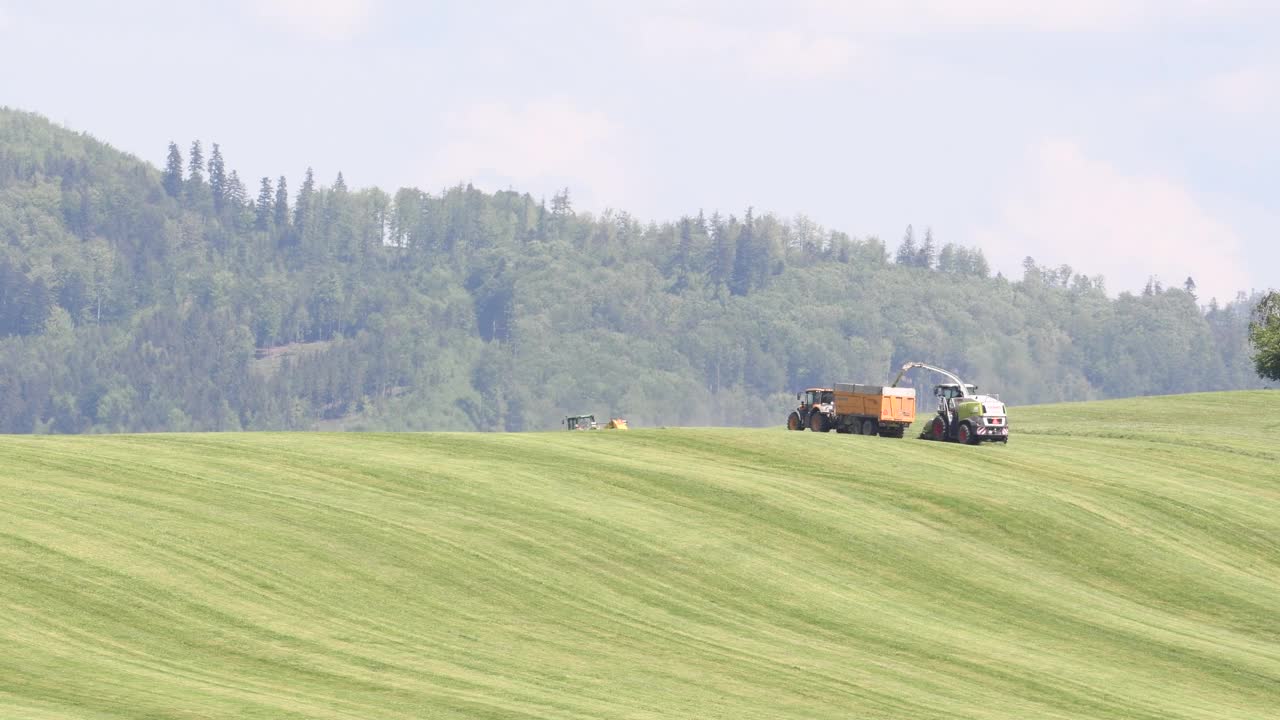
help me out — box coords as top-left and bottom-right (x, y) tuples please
(1, 391), (1278, 718)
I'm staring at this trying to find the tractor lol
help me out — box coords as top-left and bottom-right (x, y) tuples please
(788, 388), (836, 432)
(563, 415), (629, 430)
(890, 362), (1009, 444)
(563, 414), (598, 430)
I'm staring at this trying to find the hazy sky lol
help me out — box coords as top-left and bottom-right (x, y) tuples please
(2, 1), (1277, 301)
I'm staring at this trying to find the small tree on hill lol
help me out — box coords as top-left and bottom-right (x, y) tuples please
(1249, 290), (1280, 381)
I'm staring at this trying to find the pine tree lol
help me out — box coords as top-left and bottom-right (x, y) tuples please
(256, 177), (274, 231)
(1183, 276), (1198, 300)
(937, 243), (958, 273)
(895, 224), (917, 265)
(208, 143), (227, 212)
(187, 140), (205, 187)
(970, 248), (990, 278)
(294, 167), (315, 236)
(550, 187), (572, 216)
(730, 215), (753, 296)
(225, 170), (246, 210)
(918, 227), (936, 269)
(162, 142), (184, 198)
(274, 176), (290, 230)
(707, 212), (735, 287)
(333, 171), (347, 193)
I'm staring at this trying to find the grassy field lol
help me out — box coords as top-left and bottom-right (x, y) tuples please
(1, 391), (1278, 719)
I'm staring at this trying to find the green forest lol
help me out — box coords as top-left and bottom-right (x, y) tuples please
(0, 108), (1266, 433)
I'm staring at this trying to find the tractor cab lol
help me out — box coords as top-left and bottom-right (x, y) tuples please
(564, 414), (597, 430)
(789, 388), (836, 432)
(799, 388), (835, 408)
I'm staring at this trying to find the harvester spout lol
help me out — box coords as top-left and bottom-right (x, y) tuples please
(891, 362), (968, 389)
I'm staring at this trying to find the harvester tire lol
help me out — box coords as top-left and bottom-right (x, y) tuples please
(810, 413), (829, 432)
(957, 422), (977, 445)
(930, 417), (946, 441)
(787, 412), (802, 431)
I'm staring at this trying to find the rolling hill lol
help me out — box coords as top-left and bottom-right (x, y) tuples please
(2, 391), (1279, 718)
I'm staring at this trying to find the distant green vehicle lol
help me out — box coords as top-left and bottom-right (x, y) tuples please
(891, 362), (1009, 445)
(563, 415), (597, 431)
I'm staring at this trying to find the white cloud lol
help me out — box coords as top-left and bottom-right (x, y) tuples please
(1203, 65), (1279, 116)
(974, 140), (1252, 301)
(250, 0), (374, 38)
(636, 14), (855, 81)
(800, 0), (1271, 32)
(430, 100), (629, 211)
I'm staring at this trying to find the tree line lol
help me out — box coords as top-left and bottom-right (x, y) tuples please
(0, 108), (1269, 433)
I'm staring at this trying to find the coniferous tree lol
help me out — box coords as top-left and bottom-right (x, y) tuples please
(208, 143), (227, 212)
(937, 243), (958, 273)
(918, 227), (936, 269)
(225, 170), (246, 210)
(162, 142), (184, 198)
(730, 208), (768, 296)
(707, 212), (735, 287)
(295, 167), (316, 237)
(274, 176), (290, 230)
(895, 224), (917, 265)
(187, 140), (205, 186)
(256, 177), (274, 231)
(970, 248), (991, 278)
(551, 188), (572, 216)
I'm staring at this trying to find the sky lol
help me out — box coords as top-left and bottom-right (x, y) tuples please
(1, 0), (1277, 302)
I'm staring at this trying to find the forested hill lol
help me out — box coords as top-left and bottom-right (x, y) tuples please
(0, 108), (1264, 433)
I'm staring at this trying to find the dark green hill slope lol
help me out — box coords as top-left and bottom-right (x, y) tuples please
(0, 108), (1268, 433)
(2, 391), (1277, 718)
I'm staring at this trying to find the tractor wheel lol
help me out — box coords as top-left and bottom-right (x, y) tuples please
(930, 417), (946, 441)
(957, 422), (977, 445)
(861, 419), (876, 437)
(787, 412), (802, 431)
(810, 413), (829, 433)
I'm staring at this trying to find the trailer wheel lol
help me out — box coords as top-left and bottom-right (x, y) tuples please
(787, 412), (802, 431)
(958, 422), (977, 445)
(810, 413), (829, 433)
(861, 419), (876, 436)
